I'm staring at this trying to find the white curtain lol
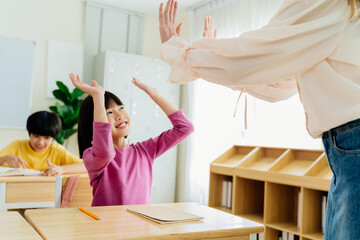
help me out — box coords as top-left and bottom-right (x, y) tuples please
(183, 0), (322, 205)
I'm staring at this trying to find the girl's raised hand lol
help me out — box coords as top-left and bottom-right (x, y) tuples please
(69, 73), (104, 97)
(159, 0), (183, 43)
(132, 77), (155, 94)
(203, 16), (217, 39)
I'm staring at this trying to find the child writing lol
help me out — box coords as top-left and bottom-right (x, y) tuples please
(69, 73), (193, 206)
(0, 111), (86, 176)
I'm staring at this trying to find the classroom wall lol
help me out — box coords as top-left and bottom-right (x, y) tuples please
(0, 1), (191, 159)
(0, 0), (84, 154)
(142, 14), (192, 203)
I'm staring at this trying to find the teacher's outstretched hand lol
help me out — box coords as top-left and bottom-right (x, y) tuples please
(159, 0), (183, 43)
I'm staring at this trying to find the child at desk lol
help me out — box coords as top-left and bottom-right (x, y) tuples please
(69, 73), (193, 206)
(0, 111), (86, 175)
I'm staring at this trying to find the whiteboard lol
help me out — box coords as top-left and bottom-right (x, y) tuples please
(0, 36), (35, 129)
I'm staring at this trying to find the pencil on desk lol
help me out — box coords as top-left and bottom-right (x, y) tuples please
(26, 165), (39, 171)
(78, 206), (101, 220)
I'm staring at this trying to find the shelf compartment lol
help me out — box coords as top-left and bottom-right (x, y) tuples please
(210, 146), (256, 175)
(237, 147), (287, 171)
(265, 182), (301, 234)
(208, 173), (233, 211)
(264, 227), (281, 240)
(302, 188), (327, 239)
(269, 149), (324, 176)
(264, 227), (300, 240)
(302, 232), (324, 240)
(233, 177), (264, 224)
(266, 222), (299, 235)
(305, 153), (332, 180)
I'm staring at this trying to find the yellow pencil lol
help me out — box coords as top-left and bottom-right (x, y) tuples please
(78, 206), (101, 220)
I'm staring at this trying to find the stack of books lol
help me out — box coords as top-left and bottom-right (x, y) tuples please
(221, 179), (232, 208)
(250, 232), (264, 240)
(278, 231), (299, 240)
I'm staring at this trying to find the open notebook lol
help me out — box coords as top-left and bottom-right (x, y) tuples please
(0, 167), (43, 177)
(127, 205), (204, 224)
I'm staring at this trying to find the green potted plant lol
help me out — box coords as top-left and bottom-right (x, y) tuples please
(49, 81), (84, 145)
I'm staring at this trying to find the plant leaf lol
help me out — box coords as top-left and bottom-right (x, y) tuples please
(55, 131), (64, 145)
(53, 90), (70, 105)
(56, 81), (71, 98)
(63, 128), (77, 139)
(55, 103), (74, 119)
(50, 81), (84, 145)
(70, 88), (84, 101)
(49, 106), (57, 113)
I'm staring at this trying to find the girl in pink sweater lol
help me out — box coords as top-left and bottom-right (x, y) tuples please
(69, 73), (193, 206)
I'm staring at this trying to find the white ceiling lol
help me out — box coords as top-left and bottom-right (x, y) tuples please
(88, 0), (205, 15)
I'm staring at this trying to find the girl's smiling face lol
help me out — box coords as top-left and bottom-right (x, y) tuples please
(106, 102), (130, 139)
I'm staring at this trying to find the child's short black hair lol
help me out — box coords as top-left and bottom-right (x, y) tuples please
(78, 91), (124, 158)
(26, 111), (62, 138)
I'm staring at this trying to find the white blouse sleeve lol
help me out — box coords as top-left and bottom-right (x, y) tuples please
(240, 77), (298, 102)
(161, 0), (349, 89)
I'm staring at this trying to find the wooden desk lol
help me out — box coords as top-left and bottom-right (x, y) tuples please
(0, 211), (42, 239)
(61, 173), (93, 207)
(25, 202), (264, 240)
(0, 173), (92, 211)
(0, 175), (62, 211)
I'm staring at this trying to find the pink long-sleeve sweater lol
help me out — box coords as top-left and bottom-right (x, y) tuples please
(83, 109), (194, 206)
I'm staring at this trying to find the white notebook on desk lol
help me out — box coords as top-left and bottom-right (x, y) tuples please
(127, 205), (204, 224)
(0, 167), (42, 177)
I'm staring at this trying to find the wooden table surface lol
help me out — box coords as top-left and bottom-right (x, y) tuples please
(25, 202), (264, 240)
(0, 211), (42, 239)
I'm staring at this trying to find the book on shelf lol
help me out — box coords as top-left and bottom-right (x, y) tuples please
(0, 167), (42, 177)
(250, 233), (264, 240)
(282, 231), (287, 240)
(221, 179), (232, 208)
(279, 232), (299, 240)
(126, 205), (203, 224)
(297, 191), (301, 228)
(322, 194), (327, 234)
(227, 180), (232, 208)
(222, 180), (227, 207)
(258, 232), (264, 240)
(288, 233), (294, 240)
(250, 234), (257, 240)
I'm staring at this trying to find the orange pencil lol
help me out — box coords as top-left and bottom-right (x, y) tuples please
(26, 165), (39, 171)
(78, 206), (101, 220)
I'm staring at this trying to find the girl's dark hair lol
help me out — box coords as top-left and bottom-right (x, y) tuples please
(26, 111), (62, 138)
(78, 91), (124, 158)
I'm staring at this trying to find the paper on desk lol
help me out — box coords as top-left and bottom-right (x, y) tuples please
(127, 205), (204, 224)
(0, 167), (43, 177)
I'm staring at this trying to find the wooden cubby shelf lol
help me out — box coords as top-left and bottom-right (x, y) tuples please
(233, 177), (264, 224)
(209, 145), (332, 240)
